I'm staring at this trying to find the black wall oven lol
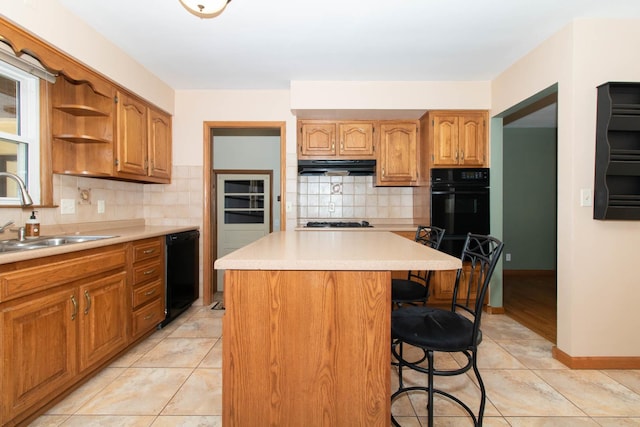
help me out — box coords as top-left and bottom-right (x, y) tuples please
(431, 168), (490, 257)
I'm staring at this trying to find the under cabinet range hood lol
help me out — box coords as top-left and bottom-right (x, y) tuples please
(298, 159), (376, 176)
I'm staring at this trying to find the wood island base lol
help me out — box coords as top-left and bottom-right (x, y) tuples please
(222, 269), (391, 426)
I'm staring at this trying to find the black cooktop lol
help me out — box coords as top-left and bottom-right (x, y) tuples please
(305, 221), (372, 228)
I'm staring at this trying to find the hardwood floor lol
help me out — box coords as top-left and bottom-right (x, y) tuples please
(503, 270), (557, 343)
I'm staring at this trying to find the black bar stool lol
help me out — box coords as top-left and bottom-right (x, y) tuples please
(391, 233), (504, 427)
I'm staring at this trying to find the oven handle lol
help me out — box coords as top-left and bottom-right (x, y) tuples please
(431, 189), (489, 195)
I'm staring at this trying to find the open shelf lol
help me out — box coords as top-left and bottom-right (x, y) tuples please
(54, 104), (110, 117)
(594, 82), (640, 219)
(53, 134), (112, 144)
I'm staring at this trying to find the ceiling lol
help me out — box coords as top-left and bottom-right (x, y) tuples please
(57, 0), (640, 92)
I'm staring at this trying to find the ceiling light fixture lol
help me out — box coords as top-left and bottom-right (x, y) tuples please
(179, 0), (232, 18)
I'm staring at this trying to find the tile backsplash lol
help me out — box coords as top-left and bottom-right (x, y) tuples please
(0, 166), (202, 236)
(297, 175), (414, 223)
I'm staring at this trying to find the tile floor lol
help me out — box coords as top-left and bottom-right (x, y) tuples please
(31, 304), (640, 427)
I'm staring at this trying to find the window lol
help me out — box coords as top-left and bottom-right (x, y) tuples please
(0, 60), (40, 205)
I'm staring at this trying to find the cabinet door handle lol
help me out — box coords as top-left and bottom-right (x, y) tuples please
(143, 248), (156, 254)
(382, 167), (385, 177)
(144, 313), (154, 320)
(144, 288), (157, 296)
(143, 268), (156, 275)
(84, 290), (91, 315)
(460, 150), (464, 161)
(331, 141), (335, 150)
(71, 294), (78, 320)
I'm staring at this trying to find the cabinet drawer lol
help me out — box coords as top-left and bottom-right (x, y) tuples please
(132, 238), (163, 264)
(131, 297), (164, 338)
(132, 279), (163, 309)
(133, 260), (162, 285)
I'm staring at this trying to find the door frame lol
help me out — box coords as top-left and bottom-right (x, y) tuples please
(202, 121), (286, 305)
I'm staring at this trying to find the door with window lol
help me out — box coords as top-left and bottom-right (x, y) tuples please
(216, 173), (271, 291)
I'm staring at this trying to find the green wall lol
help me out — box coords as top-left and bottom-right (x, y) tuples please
(503, 128), (557, 271)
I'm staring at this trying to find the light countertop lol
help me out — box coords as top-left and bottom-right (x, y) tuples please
(0, 220), (198, 265)
(214, 230), (461, 271)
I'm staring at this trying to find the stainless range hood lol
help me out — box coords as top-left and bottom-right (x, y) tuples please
(298, 159), (376, 176)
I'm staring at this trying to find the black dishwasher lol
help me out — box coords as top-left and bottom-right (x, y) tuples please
(162, 230), (199, 327)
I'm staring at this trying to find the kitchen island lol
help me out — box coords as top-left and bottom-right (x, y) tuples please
(214, 230), (461, 426)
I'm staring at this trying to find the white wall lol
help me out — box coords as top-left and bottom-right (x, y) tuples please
(493, 19), (640, 357)
(1, 0), (174, 112)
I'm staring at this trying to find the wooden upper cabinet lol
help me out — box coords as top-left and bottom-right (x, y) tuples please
(148, 107), (172, 181)
(298, 120), (375, 159)
(430, 111), (488, 167)
(116, 91), (148, 176)
(376, 121), (419, 186)
(115, 92), (172, 183)
(338, 122), (375, 157)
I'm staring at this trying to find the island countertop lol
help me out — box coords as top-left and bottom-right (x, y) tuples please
(214, 230), (461, 271)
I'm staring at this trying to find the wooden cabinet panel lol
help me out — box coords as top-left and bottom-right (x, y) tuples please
(377, 121), (418, 185)
(132, 279), (163, 309)
(459, 113), (486, 166)
(338, 122), (375, 157)
(131, 297), (164, 339)
(430, 264), (478, 305)
(299, 120), (375, 159)
(223, 270), (390, 426)
(0, 246), (126, 303)
(1, 287), (78, 426)
(116, 91), (148, 176)
(299, 122), (336, 157)
(430, 111), (488, 167)
(78, 271), (128, 371)
(129, 237), (165, 339)
(148, 107), (172, 181)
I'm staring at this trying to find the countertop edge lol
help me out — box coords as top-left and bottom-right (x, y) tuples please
(0, 225), (199, 265)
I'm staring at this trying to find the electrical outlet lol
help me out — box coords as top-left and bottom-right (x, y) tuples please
(60, 198), (75, 215)
(97, 200), (105, 214)
(329, 202), (335, 212)
(505, 253), (511, 262)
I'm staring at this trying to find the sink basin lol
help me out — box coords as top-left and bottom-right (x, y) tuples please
(0, 235), (118, 252)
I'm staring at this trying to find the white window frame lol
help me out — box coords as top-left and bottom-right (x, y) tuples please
(0, 61), (40, 205)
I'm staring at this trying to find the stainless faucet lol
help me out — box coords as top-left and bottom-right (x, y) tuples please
(0, 220), (14, 233)
(0, 172), (34, 206)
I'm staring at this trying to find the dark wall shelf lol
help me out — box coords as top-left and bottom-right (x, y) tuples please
(594, 82), (640, 219)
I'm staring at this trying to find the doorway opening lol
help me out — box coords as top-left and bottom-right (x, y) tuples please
(202, 122), (286, 305)
(500, 87), (558, 343)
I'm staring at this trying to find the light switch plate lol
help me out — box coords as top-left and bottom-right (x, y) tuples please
(580, 188), (592, 207)
(60, 198), (75, 215)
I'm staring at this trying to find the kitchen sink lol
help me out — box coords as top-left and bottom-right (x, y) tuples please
(0, 235), (118, 252)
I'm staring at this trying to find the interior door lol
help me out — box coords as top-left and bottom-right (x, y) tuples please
(216, 173), (271, 291)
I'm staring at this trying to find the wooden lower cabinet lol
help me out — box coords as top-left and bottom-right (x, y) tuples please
(1, 287), (78, 426)
(0, 239), (165, 426)
(429, 263), (477, 306)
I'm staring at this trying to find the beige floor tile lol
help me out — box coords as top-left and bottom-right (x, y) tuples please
(451, 338), (527, 370)
(76, 367), (192, 415)
(109, 338), (163, 368)
(593, 418), (640, 426)
(480, 314), (544, 341)
(28, 415), (70, 426)
(198, 338), (223, 368)
(535, 369), (640, 417)
(168, 317), (222, 339)
(59, 415), (155, 426)
(505, 417), (600, 426)
(133, 338), (214, 368)
(391, 415), (422, 426)
(406, 369), (500, 418)
(495, 339), (568, 370)
(161, 368), (222, 416)
(150, 415), (223, 426)
(419, 416), (511, 426)
(602, 369), (640, 394)
(482, 369), (586, 417)
(46, 367), (126, 414)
